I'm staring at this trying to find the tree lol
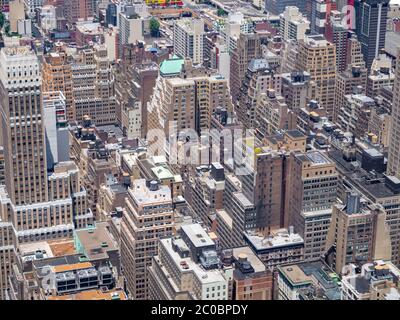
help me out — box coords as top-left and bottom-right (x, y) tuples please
(0, 12), (4, 29)
(149, 17), (160, 37)
(217, 8), (227, 16)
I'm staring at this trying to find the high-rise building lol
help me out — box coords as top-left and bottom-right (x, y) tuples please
(325, 10), (349, 72)
(334, 64), (368, 122)
(64, 0), (94, 24)
(236, 59), (281, 129)
(230, 32), (269, 102)
(0, 46), (92, 244)
(265, 0), (307, 15)
(286, 151), (338, 261)
(118, 7), (144, 56)
(0, 47), (48, 206)
(281, 71), (314, 112)
(148, 224), (230, 300)
(173, 19), (205, 65)
(120, 179), (173, 300)
(297, 35), (337, 119)
(325, 192), (392, 274)
(387, 49), (400, 178)
(42, 51), (74, 121)
(0, 220), (15, 300)
(71, 44), (117, 125)
(355, 0), (389, 69)
(280, 6), (310, 41)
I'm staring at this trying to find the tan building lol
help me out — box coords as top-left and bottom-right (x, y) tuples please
(64, 0), (94, 24)
(230, 32), (269, 102)
(255, 89), (295, 140)
(9, 0), (25, 33)
(325, 193), (392, 274)
(334, 65), (368, 122)
(286, 151), (338, 261)
(71, 45), (117, 125)
(236, 58), (281, 129)
(232, 246), (273, 300)
(42, 51), (74, 121)
(297, 35), (337, 119)
(120, 179), (173, 299)
(0, 221), (15, 300)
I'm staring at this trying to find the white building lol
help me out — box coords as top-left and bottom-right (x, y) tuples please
(280, 6), (310, 41)
(40, 5), (57, 32)
(173, 18), (205, 65)
(118, 8), (144, 51)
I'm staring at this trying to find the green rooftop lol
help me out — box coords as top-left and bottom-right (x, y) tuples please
(160, 55), (184, 76)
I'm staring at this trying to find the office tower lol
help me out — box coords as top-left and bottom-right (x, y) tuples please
(334, 64), (368, 122)
(368, 100), (391, 148)
(281, 40), (300, 74)
(9, 0), (25, 33)
(148, 61), (232, 140)
(71, 44), (117, 125)
(148, 224), (230, 300)
(230, 32), (269, 102)
(355, 0), (389, 69)
(280, 6), (310, 41)
(173, 19), (205, 65)
(255, 89), (294, 139)
(42, 51), (74, 121)
(120, 179), (173, 300)
(310, 0), (334, 35)
(0, 47), (48, 206)
(325, 10), (349, 72)
(0, 46), (92, 243)
(297, 35), (337, 119)
(265, 0), (307, 15)
(131, 63), (159, 138)
(281, 71), (313, 112)
(325, 193), (392, 274)
(64, 0), (94, 24)
(106, 3), (118, 27)
(236, 59), (281, 129)
(329, 143), (400, 266)
(69, 119), (119, 219)
(286, 151), (338, 261)
(341, 260), (400, 300)
(0, 221), (15, 300)
(186, 163), (225, 229)
(388, 49), (400, 178)
(118, 7), (144, 57)
(346, 34), (366, 67)
(338, 89), (376, 139)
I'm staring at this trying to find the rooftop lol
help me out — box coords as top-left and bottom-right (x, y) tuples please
(245, 228), (304, 252)
(181, 223), (215, 248)
(159, 55), (185, 76)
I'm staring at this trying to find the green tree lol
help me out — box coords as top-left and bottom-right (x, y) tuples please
(217, 8), (227, 16)
(149, 17), (160, 37)
(0, 12), (4, 29)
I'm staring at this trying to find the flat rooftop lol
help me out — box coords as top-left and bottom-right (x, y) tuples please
(75, 222), (118, 260)
(232, 246), (266, 273)
(181, 223), (215, 248)
(245, 228), (304, 252)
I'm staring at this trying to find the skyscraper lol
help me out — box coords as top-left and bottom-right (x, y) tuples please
(0, 46), (48, 206)
(387, 48), (400, 178)
(355, 0), (389, 69)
